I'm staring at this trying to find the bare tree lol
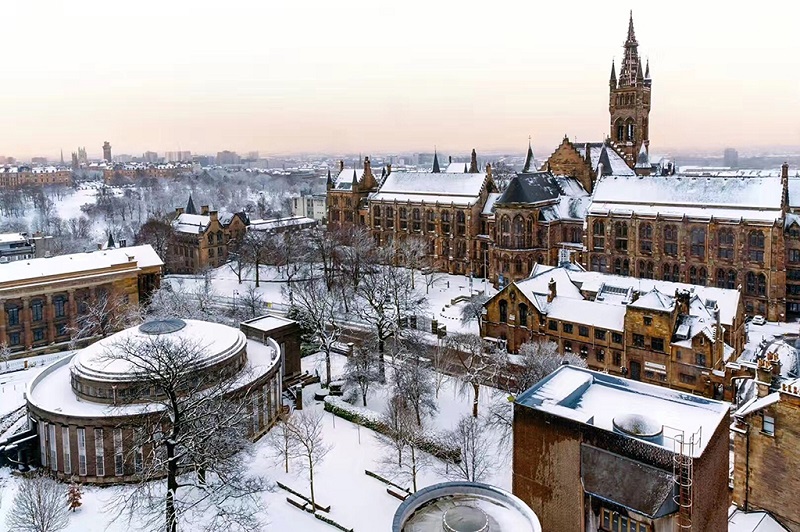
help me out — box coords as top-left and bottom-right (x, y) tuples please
(444, 332), (507, 417)
(439, 415), (496, 483)
(397, 236), (428, 290)
(236, 284), (265, 321)
(268, 231), (308, 304)
(355, 263), (396, 382)
(240, 230), (269, 288)
(392, 331), (437, 425)
(104, 334), (267, 532)
(134, 218), (172, 266)
(460, 294), (489, 330)
(344, 346), (381, 407)
(5, 472), (69, 532)
(0, 342), (10, 370)
(307, 228), (340, 291)
(513, 339), (586, 394)
(68, 288), (142, 347)
(290, 276), (341, 385)
(284, 407), (330, 511)
(376, 397), (429, 492)
(267, 411), (298, 474)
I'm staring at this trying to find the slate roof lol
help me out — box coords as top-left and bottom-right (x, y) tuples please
(628, 288), (675, 311)
(496, 172), (562, 204)
(493, 172), (590, 221)
(172, 213), (210, 234)
(590, 175), (784, 222)
(581, 444), (678, 519)
(369, 171), (489, 206)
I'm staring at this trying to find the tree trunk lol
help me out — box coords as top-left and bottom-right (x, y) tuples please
(166, 443), (178, 532)
(324, 349), (332, 386)
(308, 457), (316, 512)
(411, 445), (418, 492)
(377, 339), (386, 382)
(255, 259), (261, 288)
(362, 391), (368, 407)
(472, 382), (480, 418)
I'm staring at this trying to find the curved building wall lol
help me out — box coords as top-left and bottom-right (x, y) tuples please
(26, 321), (284, 484)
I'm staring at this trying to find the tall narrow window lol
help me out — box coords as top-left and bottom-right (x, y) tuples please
(133, 428), (143, 474)
(639, 223), (652, 254)
(690, 228), (706, 258)
(663, 225), (678, 256)
(62, 426), (72, 475)
(718, 229), (735, 260)
(499, 300), (508, 323)
(748, 230), (765, 262)
(77, 428), (87, 475)
(114, 428), (124, 476)
(518, 304), (528, 328)
(39, 422), (48, 467)
(262, 385), (270, 424)
(513, 216), (524, 249)
(614, 222), (628, 251)
(592, 221), (605, 250)
(252, 395), (260, 433)
(49, 424), (57, 471)
(95, 428), (105, 476)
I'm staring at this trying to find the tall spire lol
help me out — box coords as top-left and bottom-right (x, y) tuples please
(626, 10), (636, 45)
(523, 137), (535, 173)
(432, 149), (441, 173)
(186, 194), (197, 215)
(469, 148), (478, 173)
(326, 168), (332, 189)
(645, 58), (650, 79)
(609, 60), (617, 88)
(619, 11), (641, 87)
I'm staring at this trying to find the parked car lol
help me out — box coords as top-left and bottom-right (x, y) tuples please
(751, 315), (766, 326)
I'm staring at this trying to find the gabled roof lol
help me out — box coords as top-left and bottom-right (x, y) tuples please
(173, 213), (210, 234)
(496, 172), (562, 205)
(186, 195), (198, 215)
(635, 144), (651, 169)
(574, 142), (634, 176)
(629, 288), (674, 312)
(590, 174), (784, 222)
(369, 171), (489, 206)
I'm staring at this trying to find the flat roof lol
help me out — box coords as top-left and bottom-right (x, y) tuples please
(516, 366), (729, 457)
(242, 314), (295, 333)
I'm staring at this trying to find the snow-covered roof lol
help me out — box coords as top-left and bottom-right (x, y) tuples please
(788, 177), (800, 209)
(517, 365), (729, 457)
(72, 320), (245, 382)
(249, 216), (316, 232)
(332, 168), (366, 190)
(0, 245), (163, 287)
(445, 161), (470, 173)
(242, 315), (296, 333)
(27, 336), (279, 419)
(728, 507), (789, 532)
(574, 143), (635, 176)
(370, 171), (488, 206)
(482, 192), (502, 216)
(734, 392), (780, 418)
(568, 270), (741, 327)
(590, 175), (783, 223)
(0, 232), (30, 244)
(172, 213), (211, 234)
(546, 298), (626, 331)
(628, 288), (675, 312)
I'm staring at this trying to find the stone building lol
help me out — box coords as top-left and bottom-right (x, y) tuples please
(0, 245), (162, 355)
(584, 168), (790, 321)
(25, 318), (292, 484)
(513, 365), (730, 532)
(731, 346), (800, 531)
(290, 192), (327, 221)
(0, 166), (72, 188)
(0, 232), (36, 262)
(102, 163), (193, 183)
(482, 263), (745, 397)
(327, 152), (497, 276)
(168, 196), (249, 274)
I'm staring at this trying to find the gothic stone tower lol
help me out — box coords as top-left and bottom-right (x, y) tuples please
(609, 12), (651, 169)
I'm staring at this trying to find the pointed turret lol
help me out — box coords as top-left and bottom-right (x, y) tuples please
(469, 149), (478, 173)
(634, 143), (651, 176)
(351, 169), (358, 188)
(326, 168), (333, 190)
(609, 60), (617, 89)
(107, 232), (115, 249)
(186, 195), (197, 215)
(522, 140), (536, 173)
(626, 10), (636, 45)
(619, 11), (641, 87)
(636, 57), (644, 83)
(432, 150), (441, 173)
(645, 58), (650, 79)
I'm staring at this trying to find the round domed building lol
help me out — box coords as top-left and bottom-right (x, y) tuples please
(26, 317), (295, 484)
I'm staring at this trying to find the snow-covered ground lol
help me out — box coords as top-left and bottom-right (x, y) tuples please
(165, 263), (497, 335)
(0, 352), (510, 532)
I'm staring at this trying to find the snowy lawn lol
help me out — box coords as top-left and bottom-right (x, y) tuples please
(0, 352), (512, 532)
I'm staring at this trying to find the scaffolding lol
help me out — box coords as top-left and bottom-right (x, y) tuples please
(664, 426), (701, 532)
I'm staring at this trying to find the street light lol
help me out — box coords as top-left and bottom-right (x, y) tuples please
(232, 290), (239, 315)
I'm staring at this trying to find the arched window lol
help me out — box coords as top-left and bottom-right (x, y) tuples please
(616, 119), (624, 141)
(513, 215), (525, 249)
(746, 272), (756, 294)
(441, 211), (451, 233)
(757, 273), (766, 296)
(699, 267), (707, 286)
(591, 256), (607, 273)
(514, 256), (523, 274)
(689, 266), (698, 285)
(593, 221), (605, 250)
(372, 206), (382, 227)
(386, 207), (394, 229)
(690, 228), (706, 258)
(716, 268), (726, 289)
(718, 228), (735, 260)
(456, 210), (466, 236)
(500, 216), (510, 248)
(499, 300), (508, 323)
(614, 258), (630, 276)
(428, 238), (435, 255)
(614, 222), (628, 251)
(519, 303), (528, 328)
(536, 254), (545, 265)
(526, 218), (534, 248)
(426, 210), (435, 232)
(748, 230), (765, 262)
(626, 119), (635, 142)
(728, 270), (737, 289)
(664, 225), (678, 256)
(639, 223), (653, 254)
(412, 208), (421, 231)
(640, 261), (654, 279)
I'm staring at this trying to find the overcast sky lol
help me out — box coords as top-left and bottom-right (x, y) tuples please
(2, 0), (798, 159)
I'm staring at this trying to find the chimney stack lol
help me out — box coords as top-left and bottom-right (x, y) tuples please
(782, 161), (789, 180)
(201, 205), (210, 215)
(339, 160), (344, 173)
(547, 278), (557, 303)
(364, 156), (372, 178)
(486, 163), (492, 179)
(386, 163), (392, 176)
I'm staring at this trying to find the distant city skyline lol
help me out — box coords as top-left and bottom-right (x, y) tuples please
(1, 1), (798, 159)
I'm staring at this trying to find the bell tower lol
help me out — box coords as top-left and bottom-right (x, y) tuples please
(609, 11), (651, 169)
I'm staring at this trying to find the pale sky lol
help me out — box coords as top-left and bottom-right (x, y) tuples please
(2, 0), (798, 160)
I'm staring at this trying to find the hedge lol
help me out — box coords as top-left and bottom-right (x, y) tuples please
(324, 396), (461, 463)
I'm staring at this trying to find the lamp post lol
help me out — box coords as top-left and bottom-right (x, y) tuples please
(232, 290), (239, 316)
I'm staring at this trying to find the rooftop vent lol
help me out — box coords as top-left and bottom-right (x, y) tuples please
(442, 506), (489, 532)
(139, 319), (187, 335)
(613, 413), (663, 444)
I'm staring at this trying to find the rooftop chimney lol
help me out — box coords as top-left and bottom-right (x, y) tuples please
(547, 278), (557, 303)
(486, 163), (492, 179)
(201, 205), (210, 215)
(386, 163), (392, 176)
(339, 160), (344, 173)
